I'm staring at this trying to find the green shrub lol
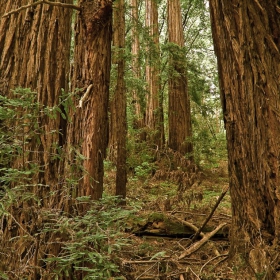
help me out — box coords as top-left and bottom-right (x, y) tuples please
(42, 195), (134, 279)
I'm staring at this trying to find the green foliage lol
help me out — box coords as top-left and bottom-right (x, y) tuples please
(126, 137), (156, 180)
(134, 161), (153, 180)
(42, 196), (134, 279)
(0, 272), (9, 280)
(0, 87), (79, 205)
(193, 128), (227, 167)
(0, 88), (42, 211)
(0, 89), (133, 278)
(0, 88), (39, 165)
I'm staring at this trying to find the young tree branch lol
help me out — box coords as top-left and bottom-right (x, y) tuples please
(2, 0), (81, 18)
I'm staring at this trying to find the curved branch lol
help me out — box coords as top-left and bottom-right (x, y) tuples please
(2, 0), (81, 18)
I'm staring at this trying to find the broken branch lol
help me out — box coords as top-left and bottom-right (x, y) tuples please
(2, 0), (81, 18)
(170, 215), (205, 237)
(191, 186), (229, 243)
(178, 222), (227, 259)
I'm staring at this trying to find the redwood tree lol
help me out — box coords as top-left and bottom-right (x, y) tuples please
(130, 0), (145, 138)
(68, 0), (112, 201)
(145, 0), (164, 149)
(167, 0), (193, 156)
(0, 0), (73, 277)
(209, 0), (280, 277)
(110, 0), (127, 199)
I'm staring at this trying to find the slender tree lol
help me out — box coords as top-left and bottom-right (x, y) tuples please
(167, 0), (193, 156)
(130, 0), (145, 137)
(68, 0), (112, 201)
(209, 0), (280, 277)
(110, 0), (127, 200)
(145, 0), (164, 149)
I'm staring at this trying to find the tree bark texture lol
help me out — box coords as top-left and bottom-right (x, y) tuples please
(167, 0), (193, 156)
(130, 0), (146, 140)
(0, 0), (72, 191)
(209, 0), (280, 276)
(0, 0), (72, 277)
(68, 0), (112, 201)
(145, 0), (165, 149)
(110, 0), (127, 199)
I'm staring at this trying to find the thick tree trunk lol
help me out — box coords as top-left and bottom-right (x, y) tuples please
(209, 0), (280, 277)
(0, 0), (72, 277)
(110, 0), (127, 200)
(68, 0), (112, 201)
(0, 1), (72, 191)
(167, 0), (193, 156)
(145, 0), (165, 149)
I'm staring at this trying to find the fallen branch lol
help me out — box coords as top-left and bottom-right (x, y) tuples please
(199, 253), (228, 275)
(168, 214), (204, 235)
(178, 222), (227, 260)
(135, 262), (158, 280)
(2, 0), (81, 18)
(190, 186), (229, 243)
(122, 258), (169, 264)
(123, 260), (161, 264)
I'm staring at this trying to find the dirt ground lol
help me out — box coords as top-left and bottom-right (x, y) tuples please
(104, 161), (248, 279)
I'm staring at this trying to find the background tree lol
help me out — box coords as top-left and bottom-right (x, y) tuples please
(130, 0), (145, 135)
(145, 0), (164, 149)
(209, 0), (280, 276)
(167, 0), (193, 156)
(109, 0), (127, 200)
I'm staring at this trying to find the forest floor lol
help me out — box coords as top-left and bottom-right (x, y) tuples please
(103, 160), (244, 280)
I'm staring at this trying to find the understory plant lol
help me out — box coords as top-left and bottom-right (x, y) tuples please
(0, 88), (133, 279)
(42, 195), (134, 279)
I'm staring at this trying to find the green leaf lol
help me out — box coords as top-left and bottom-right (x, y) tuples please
(150, 251), (166, 260)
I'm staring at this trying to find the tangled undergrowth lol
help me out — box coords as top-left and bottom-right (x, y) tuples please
(102, 155), (248, 280)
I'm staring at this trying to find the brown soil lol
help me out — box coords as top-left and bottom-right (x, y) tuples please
(104, 161), (247, 279)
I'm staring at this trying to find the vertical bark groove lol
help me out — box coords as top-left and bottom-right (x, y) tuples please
(110, 0), (127, 199)
(209, 0), (280, 277)
(0, 1), (73, 277)
(167, 0), (193, 156)
(145, 0), (164, 149)
(68, 0), (112, 201)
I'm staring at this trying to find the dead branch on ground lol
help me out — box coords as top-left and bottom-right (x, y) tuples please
(178, 222), (227, 260)
(190, 186), (229, 243)
(170, 214), (204, 237)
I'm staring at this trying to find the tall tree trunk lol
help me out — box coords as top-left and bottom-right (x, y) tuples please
(0, 0), (72, 277)
(68, 0), (112, 201)
(209, 0), (280, 277)
(167, 0), (193, 156)
(0, 1), (72, 190)
(110, 0), (127, 200)
(131, 0), (145, 139)
(145, 0), (164, 149)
